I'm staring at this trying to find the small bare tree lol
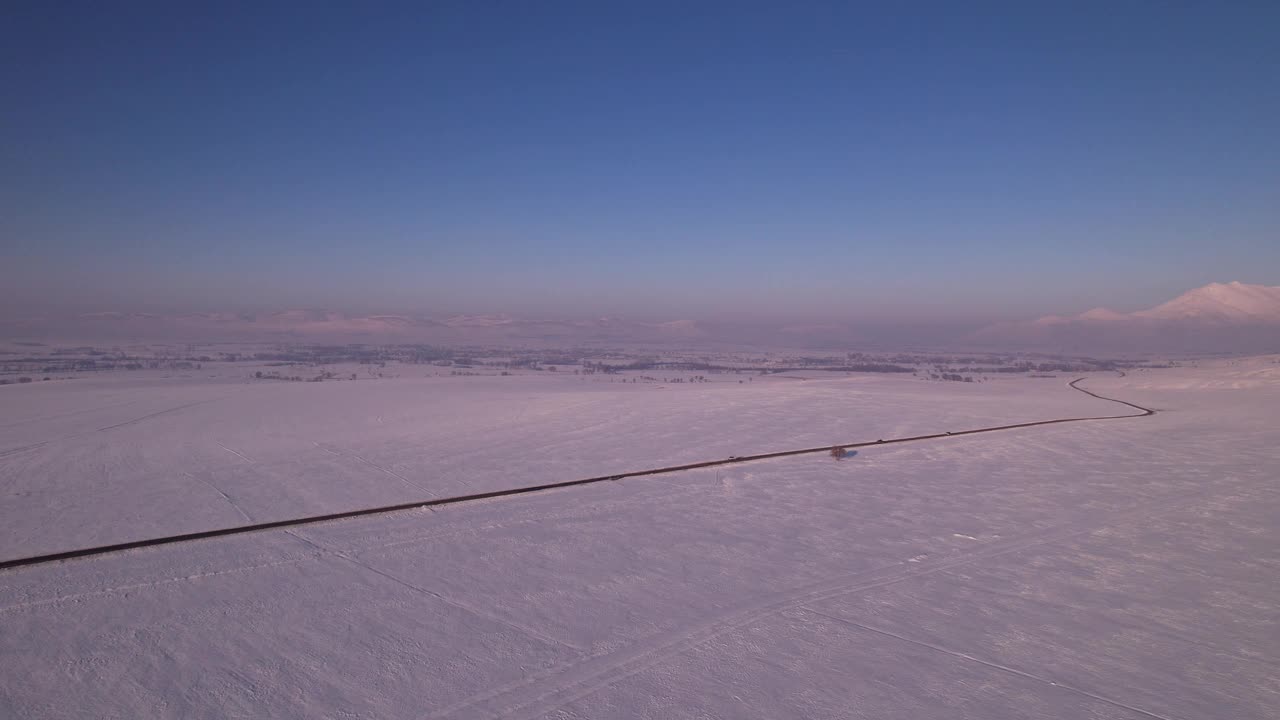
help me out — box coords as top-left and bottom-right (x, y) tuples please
(829, 446), (847, 459)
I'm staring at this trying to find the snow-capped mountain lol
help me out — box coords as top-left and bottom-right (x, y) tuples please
(973, 281), (1280, 353)
(1134, 281), (1280, 322)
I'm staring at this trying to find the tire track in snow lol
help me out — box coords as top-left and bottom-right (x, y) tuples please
(334, 553), (586, 654)
(436, 484), (1215, 720)
(0, 441), (51, 459)
(0, 555), (320, 614)
(184, 471), (253, 524)
(341, 481), (707, 559)
(96, 397), (223, 432)
(216, 443), (255, 464)
(0, 399), (141, 430)
(313, 441), (436, 497)
(0, 377), (1154, 572)
(800, 608), (1181, 720)
(1, 395), (231, 460)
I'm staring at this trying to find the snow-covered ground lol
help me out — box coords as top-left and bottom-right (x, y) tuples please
(2, 370), (1108, 558)
(1, 358), (1277, 718)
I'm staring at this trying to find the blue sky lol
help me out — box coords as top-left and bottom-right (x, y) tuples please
(3, 2), (1278, 322)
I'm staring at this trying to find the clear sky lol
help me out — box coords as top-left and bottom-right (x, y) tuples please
(3, 2), (1278, 322)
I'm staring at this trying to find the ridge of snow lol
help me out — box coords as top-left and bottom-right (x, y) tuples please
(1077, 307), (1126, 321)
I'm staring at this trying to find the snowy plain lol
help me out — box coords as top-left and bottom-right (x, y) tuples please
(1, 356), (1278, 718)
(1, 368), (1111, 558)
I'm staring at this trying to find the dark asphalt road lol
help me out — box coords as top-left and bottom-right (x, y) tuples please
(0, 376), (1155, 571)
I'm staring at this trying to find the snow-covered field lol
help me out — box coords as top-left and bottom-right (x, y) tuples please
(2, 369), (1110, 558)
(1, 357), (1278, 718)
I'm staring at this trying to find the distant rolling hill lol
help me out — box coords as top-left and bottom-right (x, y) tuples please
(7, 282), (1280, 354)
(972, 282), (1280, 354)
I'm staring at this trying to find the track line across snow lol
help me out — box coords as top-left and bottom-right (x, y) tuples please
(0, 377), (1155, 572)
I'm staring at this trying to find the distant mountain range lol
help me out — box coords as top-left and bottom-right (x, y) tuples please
(5, 282), (1279, 355)
(971, 282), (1280, 353)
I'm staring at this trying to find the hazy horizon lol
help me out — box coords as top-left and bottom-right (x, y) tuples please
(4, 274), (1280, 326)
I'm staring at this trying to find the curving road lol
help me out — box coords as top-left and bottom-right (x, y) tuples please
(0, 376), (1155, 572)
